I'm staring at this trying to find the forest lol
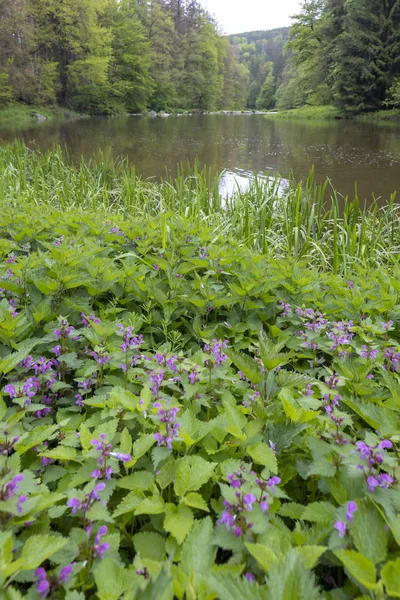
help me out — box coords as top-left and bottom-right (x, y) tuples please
(1, 0), (400, 116)
(0, 0), (249, 114)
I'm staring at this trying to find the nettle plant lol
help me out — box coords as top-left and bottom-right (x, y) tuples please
(0, 205), (399, 599)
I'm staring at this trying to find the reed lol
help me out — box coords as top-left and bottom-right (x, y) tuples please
(0, 141), (399, 272)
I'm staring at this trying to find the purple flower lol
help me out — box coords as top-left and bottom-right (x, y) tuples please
(245, 572), (256, 582)
(347, 281), (354, 289)
(59, 564), (73, 584)
(110, 452), (131, 463)
(153, 264), (161, 271)
(334, 521), (347, 538)
(91, 482), (106, 500)
(67, 498), (81, 513)
(35, 568), (50, 598)
(243, 494), (257, 512)
(377, 473), (393, 488)
(267, 476), (281, 491)
(378, 440), (392, 450)
(234, 526), (242, 537)
(260, 496), (269, 512)
(346, 501), (357, 522)
(367, 476), (379, 492)
(17, 495), (27, 513)
(4, 384), (16, 398)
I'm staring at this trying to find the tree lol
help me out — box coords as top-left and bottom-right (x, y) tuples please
(256, 64), (275, 109)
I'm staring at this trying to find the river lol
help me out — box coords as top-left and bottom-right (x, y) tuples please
(1, 113), (400, 203)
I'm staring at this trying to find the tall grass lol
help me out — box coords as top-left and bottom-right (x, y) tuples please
(0, 141), (399, 272)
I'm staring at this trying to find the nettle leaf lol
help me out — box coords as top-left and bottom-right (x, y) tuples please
(7, 535), (68, 576)
(94, 558), (129, 600)
(381, 558), (400, 598)
(113, 491), (143, 517)
(120, 427), (132, 455)
(164, 504), (194, 544)
(15, 424), (59, 453)
(117, 471), (154, 491)
(351, 502), (388, 564)
(181, 517), (215, 576)
(334, 549), (377, 591)
(174, 460), (191, 497)
(133, 433), (156, 458)
(133, 532), (165, 561)
(186, 456), (217, 491)
(295, 546), (326, 569)
(245, 542), (278, 572)
(279, 503), (305, 519)
(302, 502), (336, 523)
(40, 446), (78, 461)
(247, 442), (278, 473)
(225, 349), (263, 384)
(135, 495), (165, 515)
(266, 550), (322, 600)
(182, 492), (209, 512)
(204, 572), (266, 600)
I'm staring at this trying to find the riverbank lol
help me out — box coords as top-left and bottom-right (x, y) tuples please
(0, 103), (82, 125)
(265, 105), (400, 121)
(0, 142), (399, 599)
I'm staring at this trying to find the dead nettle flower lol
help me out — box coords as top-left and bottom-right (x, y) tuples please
(384, 348), (400, 372)
(279, 300), (291, 318)
(360, 345), (378, 360)
(0, 433), (19, 457)
(382, 320), (394, 332)
(297, 307), (330, 332)
(81, 313), (101, 327)
(53, 235), (64, 247)
(325, 373), (340, 389)
(323, 393), (341, 415)
(334, 501), (358, 538)
(35, 563), (74, 598)
(117, 324), (144, 352)
(0, 474), (27, 513)
(187, 367), (200, 384)
(153, 401), (180, 449)
(90, 433), (131, 479)
(355, 439), (394, 491)
(53, 318), (80, 341)
(90, 350), (111, 367)
(204, 339), (229, 366)
(66, 481), (106, 517)
(327, 321), (354, 356)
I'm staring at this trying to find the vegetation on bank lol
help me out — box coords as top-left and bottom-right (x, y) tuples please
(265, 106), (339, 121)
(0, 143), (399, 599)
(0, 104), (81, 125)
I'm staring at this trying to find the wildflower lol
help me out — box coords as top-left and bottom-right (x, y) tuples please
(35, 568), (50, 598)
(4, 384), (16, 398)
(245, 572), (256, 582)
(204, 339), (229, 366)
(346, 501), (358, 521)
(153, 401), (180, 449)
(93, 525), (110, 558)
(360, 345), (378, 360)
(59, 564), (73, 584)
(81, 313), (100, 327)
(334, 521), (347, 538)
(267, 476), (281, 491)
(347, 281), (354, 289)
(153, 264), (161, 271)
(188, 368), (200, 384)
(243, 494), (257, 512)
(382, 320), (393, 331)
(279, 300), (291, 317)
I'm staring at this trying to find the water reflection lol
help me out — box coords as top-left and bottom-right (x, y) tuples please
(1, 114), (400, 203)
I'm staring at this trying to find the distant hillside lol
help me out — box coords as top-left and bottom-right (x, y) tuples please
(227, 27), (290, 109)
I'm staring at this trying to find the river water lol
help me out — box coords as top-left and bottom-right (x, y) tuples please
(1, 113), (400, 203)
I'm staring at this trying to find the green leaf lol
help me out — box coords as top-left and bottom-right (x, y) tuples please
(133, 433), (155, 458)
(117, 471), (154, 491)
(247, 442), (278, 473)
(245, 542), (278, 572)
(41, 446), (77, 461)
(181, 517), (215, 576)
(186, 456), (217, 491)
(302, 502), (336, 523)
(3, 535), (69, 576)
(182, 492), (209, 512)
(164, 504), (194, 544)
(113, 491), (143, 517)
(295, 546), (326, 569)
(352, 502), (388, 564)
(174, 460), (191, 497)
(135, 495), (165, 515)
(382, 558), (400, 598)
(334, 549), (377, 590)
(226, 349), (263, 384)
(279, 503), (305, 519)
(15, 424), (59, 453)
(120, 427), (133, 455)
(133, 532), (165, 562)
(94, 558), (128, 600)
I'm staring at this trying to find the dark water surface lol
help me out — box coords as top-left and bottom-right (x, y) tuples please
(1, 114), (400, 202)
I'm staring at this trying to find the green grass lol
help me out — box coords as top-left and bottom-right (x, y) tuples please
(0, 103), (81, 126)
(265, 105), (339, 120)
(1, 142), (400, 273)
(355, 108), (400, 121)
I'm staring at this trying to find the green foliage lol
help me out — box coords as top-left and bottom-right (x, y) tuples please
(0, 143), (398, 597)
